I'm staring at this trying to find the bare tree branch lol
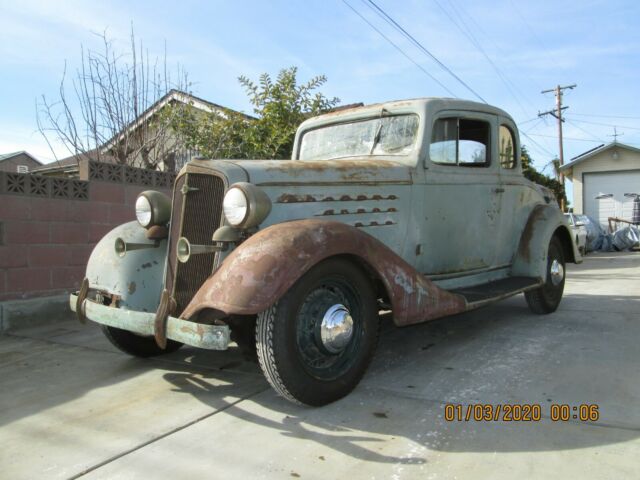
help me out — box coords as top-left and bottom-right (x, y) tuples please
(37, 28), (189, 171)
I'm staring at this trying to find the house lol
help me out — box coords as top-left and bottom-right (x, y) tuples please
(32, 90), (249, 178)
(560, 142), (640, 226)
(30, 150), (108, 178)
(0, 151), (42, 173)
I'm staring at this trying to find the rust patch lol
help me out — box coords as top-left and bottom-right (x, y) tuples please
(316, 206), (400, 217)
(277, 193), (400, 204)
(518, 206), (546, 263)
(276, 193), (318, 203)
(146, 225), (168, 240)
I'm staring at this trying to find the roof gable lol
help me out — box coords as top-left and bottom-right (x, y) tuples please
(560, 142), (640, 171)
(0, 151), (42, 165)
(101, 89), (253, 152)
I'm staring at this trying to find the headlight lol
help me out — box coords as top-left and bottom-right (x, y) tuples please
(135, 190), (171, 228)
(222, 183), (271, 228)
(223, 187), (249, 226)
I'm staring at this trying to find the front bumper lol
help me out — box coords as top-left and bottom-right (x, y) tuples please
(70, 293), (230, 350)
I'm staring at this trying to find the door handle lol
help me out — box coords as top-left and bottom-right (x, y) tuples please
(493, 187), (505, 193)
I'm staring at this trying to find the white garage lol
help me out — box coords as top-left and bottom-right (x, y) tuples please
(583, 171), (640, 225)
(560, 142), (640, 228)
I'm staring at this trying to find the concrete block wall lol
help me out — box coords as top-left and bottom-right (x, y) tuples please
(0, 163), (173, 302)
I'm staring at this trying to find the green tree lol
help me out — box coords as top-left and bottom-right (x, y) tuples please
(172, 67), (340, 159)
(520, 145), (567, 207)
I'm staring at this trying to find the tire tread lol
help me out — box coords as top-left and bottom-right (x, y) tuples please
(255, 303), (302, 405)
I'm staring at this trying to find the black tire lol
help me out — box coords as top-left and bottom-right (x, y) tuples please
(229, 316), (258, 362)
(102, 325), (183, 358)
(255, 259), (379, 406)
(525, 236), (565, 314)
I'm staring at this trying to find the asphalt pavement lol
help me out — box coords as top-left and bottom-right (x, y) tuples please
(1, 252), (639, 479)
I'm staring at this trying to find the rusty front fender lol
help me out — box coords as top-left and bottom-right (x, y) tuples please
(181, 219), (466, 326)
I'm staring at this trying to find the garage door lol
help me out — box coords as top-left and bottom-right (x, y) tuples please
(583, 171), (640, 227)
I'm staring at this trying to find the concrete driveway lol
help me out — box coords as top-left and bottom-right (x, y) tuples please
(1, 252), (639, 479)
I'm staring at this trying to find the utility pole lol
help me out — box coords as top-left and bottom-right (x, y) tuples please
(539, 83), (576, 211)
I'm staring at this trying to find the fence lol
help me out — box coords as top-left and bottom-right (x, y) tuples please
(0, 161), (175, 301)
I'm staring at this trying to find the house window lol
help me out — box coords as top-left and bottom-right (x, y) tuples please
(430, 118), (490, 166)
(499, 125), (516, 169)
(17, 165), (29, 173)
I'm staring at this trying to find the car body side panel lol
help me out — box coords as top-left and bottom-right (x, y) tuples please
(180, 219), (467, 326)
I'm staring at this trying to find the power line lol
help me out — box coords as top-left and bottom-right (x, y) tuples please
(568, 112), (640, 120)
(523, 118), (545, 134)
(520, 130), (556, 158)
(364, 0), (488, 103)
(564, 118), (606, 143)
(563, 116), (640, 131)
(434, 0), (535, 118)
(341, 0), (458, 96)
(509, 1), (564, 75)
(528, 133), (603, 143)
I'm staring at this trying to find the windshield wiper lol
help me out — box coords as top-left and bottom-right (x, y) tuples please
(369, 108), (389, 155)
(369, 121), (383, 155)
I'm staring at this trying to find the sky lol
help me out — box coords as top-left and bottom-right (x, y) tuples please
(1, 0), (640, 185)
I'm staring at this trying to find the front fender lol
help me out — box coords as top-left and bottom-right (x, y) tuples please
(86, 221), (167, 312)
(181, 219), (466, 326)
(511, 205), (581, 281)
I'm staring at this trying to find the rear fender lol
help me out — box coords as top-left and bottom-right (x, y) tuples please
(181, 219), (466, 326)
(86, 221), (167, 312)
(511, 205), (581, 281)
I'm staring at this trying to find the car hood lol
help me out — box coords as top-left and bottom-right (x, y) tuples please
(225, 158), (412, 186)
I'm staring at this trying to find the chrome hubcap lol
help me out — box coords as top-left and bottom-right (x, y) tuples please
(550, 259), (564, 286)
(320, 304), (354, 353)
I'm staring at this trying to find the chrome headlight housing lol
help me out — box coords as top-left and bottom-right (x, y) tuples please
(135, 190), (171, 228)
(222, 183), (271, 229)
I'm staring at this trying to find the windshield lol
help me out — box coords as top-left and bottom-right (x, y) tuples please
(299, 114), (419, 160)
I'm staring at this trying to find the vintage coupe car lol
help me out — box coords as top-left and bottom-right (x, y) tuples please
(71, 98), (581, 406)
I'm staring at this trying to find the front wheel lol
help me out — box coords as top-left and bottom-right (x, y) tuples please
(525, 236), (565, 314)
(256, 259), (379, 406)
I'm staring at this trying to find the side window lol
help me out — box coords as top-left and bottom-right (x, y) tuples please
(429, 118), (456, 164)
(499, 125), (516, 169)
(430, 118), (490, 166)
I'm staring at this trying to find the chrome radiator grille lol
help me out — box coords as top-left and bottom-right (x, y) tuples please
(165, 173), (225, 314)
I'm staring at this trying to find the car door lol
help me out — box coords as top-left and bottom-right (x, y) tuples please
(494, 119), (532, 266)
(420, 111), (502, 276)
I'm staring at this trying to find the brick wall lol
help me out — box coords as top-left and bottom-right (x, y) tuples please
(0, 162), (173, 301)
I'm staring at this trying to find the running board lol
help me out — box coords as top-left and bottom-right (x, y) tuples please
(451, 276), (542, 309)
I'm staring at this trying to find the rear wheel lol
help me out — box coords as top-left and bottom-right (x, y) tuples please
(525, 236), (565, 314)
(102, 326), (183, 357)
(256, 259), (379, 406)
